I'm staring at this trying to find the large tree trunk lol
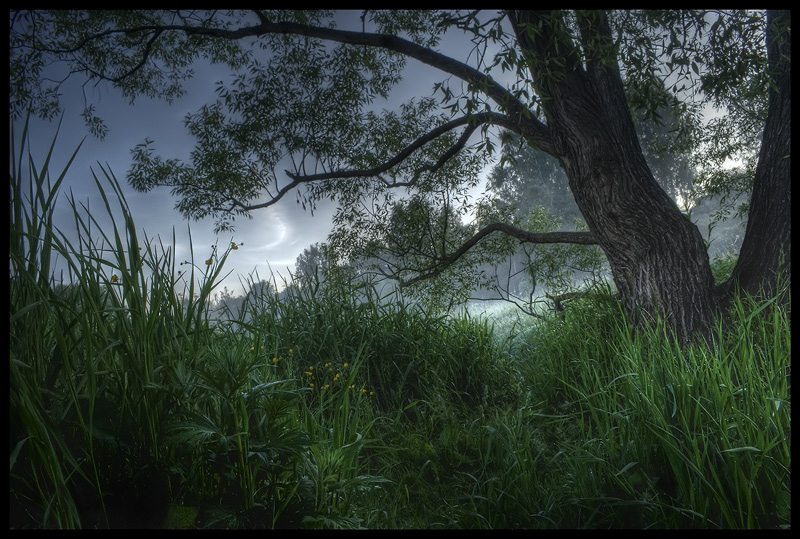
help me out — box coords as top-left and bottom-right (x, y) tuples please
(511, 10), (790, 344)
(510, 11), (722, 343)
(727, 10), (791, 302)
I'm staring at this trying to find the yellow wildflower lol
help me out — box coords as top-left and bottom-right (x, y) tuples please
(231, 242), (238, 250)
(205, 258), (213, 266)
(111, 274), (118, 283)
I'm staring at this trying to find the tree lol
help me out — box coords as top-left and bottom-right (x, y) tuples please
(481, 93), (702, 314)
(294, 242), (336, 283)
(487, 92), (698, 224)
(487, 135), (581, 225)
(10, 9), (790, 345)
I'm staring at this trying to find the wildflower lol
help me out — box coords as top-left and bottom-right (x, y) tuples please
(288, 348), (293, 355)
(333, 374), (340, 382)
(111, 274), (118, 283)
(343, 362), (349, 368)
(231, 242), (239, 250)
(205, 258), (213, 266)
(272, 357), (279, 364)
(349, 384), (355, 390)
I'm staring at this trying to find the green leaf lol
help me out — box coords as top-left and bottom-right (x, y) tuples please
(615, 461), (639, 476)
(721, 446), (762, 454)
(9, 438), (29, 472)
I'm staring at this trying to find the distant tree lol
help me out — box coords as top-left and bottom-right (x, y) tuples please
(209, 285), (242, 317)
(487, 137), (581, 225)
(294, 242), (335, 283)
(631, 100), (697, 210)
(10, 9), (790, 344)
(487, 84), (699, 225)
(293, 241), (385, 301)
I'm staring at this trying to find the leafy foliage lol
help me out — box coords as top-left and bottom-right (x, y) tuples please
(10, 10), (773, 225)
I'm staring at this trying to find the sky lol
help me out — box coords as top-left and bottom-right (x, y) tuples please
(16, 60), (340, 297)
(13, 11), (495, 298)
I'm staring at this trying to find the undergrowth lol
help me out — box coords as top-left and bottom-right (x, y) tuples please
(10, 119), (790, 529)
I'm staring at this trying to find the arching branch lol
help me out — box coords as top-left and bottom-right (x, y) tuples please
(249, 17), (554, 153)
(214, 111), (519, 213)
(283, 112), (513, 183)
(399, 222), (597, 287)
(24, 11), (555, 154)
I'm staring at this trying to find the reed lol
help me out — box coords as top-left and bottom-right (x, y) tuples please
(10, 114), (87, 528)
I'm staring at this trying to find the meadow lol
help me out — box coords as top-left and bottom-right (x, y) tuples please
(10, 121), (791, 529)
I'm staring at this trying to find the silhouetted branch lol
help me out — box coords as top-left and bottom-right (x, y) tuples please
(27, 12), (554, 153)
(399, 223), (597, 287)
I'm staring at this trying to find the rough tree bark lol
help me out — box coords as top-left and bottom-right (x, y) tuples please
(727, 10), (791, 303)
(509, 10), (725, 343)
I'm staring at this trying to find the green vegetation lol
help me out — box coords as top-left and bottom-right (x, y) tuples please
(10, 125), (790, 529)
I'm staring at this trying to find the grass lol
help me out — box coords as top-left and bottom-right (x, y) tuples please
(9, 119), (791, 529)
(515, 284), (790, 528)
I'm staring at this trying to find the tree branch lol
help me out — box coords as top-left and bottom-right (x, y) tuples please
(399, 222), (597, 287)
(79, 28), (165, 84)
(216, 111), (517, 213)
(252, 18), (554, 153)
(34, 11), (555, 154)
(211, 176), (302, 214)
(285, 112), (512, 183)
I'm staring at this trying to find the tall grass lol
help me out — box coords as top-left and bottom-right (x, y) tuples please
(220, 269), (525, 527)
(10, 116), (86, 528)
(10, 118), (517, 529)
(517, 283), (791, 528)
(9, 118), (311, 528)
(10, 117), (790, 529)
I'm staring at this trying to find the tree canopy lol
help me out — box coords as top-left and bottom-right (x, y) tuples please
(10, 9), (790, 343)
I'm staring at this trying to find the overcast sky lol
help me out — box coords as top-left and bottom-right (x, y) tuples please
(16, 60), (340, 298)
(13, 11), (496, 297)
